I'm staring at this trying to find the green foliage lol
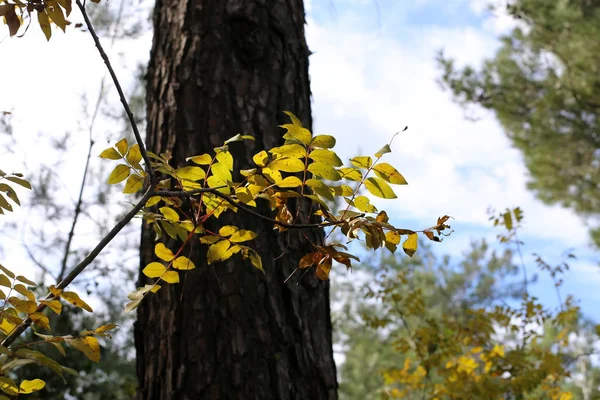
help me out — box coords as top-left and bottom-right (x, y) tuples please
(438, 0), (600, 247)
(98, 112), (451, 311)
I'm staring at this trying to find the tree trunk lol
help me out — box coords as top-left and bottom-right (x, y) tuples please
(134, 1), (338, 399)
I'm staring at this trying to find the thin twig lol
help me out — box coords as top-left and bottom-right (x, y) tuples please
(1, 188), (155, 348)
(75, 0), (154, 185)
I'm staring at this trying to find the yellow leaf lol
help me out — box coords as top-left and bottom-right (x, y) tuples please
(253, 150), (269, 167)
(207, 241), (230, 264)
(309, 149), (343, 167)
(230, 229), (257, 243)
(145, 196), (162, 207)
(30, 312), (51, 331)
(0, 274), (11, 288)
(211, 162), (232, 182)
(262, 167), (282, 184)
(278, 176), (303, 188)
(18, 379), (45, 394)
(159, 207), (179, 222)
(0, 319), (16, 335)
(94, 323), (118, 333)
(61, 291), (93, 312)
(46, 0), (67, 31)
(16, 275), (36, 286)
(215, 151), (234, 170)
(142, 262), (167, 278)
(235, 187), (256, 205)
(316, 258), (333, 280)
(402, 233), (418, 257)
(308, 163), (341, 181)
(115, 138), (128, 156)
(71, 336), (100, 363)
(187, 154), (212, 165)
(154, 243), (174, 261)
(176, 166), (206, 182)
(248, 249), (263, 273)
(126, 143), (142, 165)
(219, 225), (239, 236)
(385, 230), (401, 245)
(206, 176), (230, 193)
(37, 10), (51, 41)
(0, 264), (15, 279)
(57, 0), (72, 16)
(311, 135), (336, 149)
(107, 164), (130, 184)
(373, 163), (407, 185)
(350, 156), (373, 169)
(173, 256), (195, 270)
(280, 124), (312, 145)
(267, 157), (305, 173)
(374, 144), (392, 158)
(123, 174), (143, 194)
(269, 144), (306, 159)
(353, 196), (377, 213)
(283, 111), (303, 127)
(331, 185), (353, 197)
(161, 271), (180, 284)
(39, 299), (62, 315)
(364, 177), (397, 199)
(305, 179), (334, 200)
(337, 167), (362, 181)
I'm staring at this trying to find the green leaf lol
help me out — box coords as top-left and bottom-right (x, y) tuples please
(160, 207), (180, 222)
(308, 163), (341, 181)
(280, 124), (312, 145)
(154, 243), (174, 262)
(123, 174), (144, 194)
(350, 156), (373, 169)
(107, 164), (130, 184)
(173, 256), (195, 270)
(187, 154), (212, 165)
(311, 135), (336, 149)
(267, 157), (306, 173)
(373, 163), (407, 185)
(309, 149), (343, 167)
(364, 177), (397, 199)
(337, 167), (363, 181)
(18, 379), (45, 394)
(374, 144), (392, 158)
(402, 233), (418, 257)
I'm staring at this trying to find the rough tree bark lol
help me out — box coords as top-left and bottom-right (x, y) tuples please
(134, 1), (338, 399)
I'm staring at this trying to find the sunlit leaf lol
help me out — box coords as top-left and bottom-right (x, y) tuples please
(311, 135), (336, 149)
(308, 163), (341, 181)
(161, 271), (180, 284)
(154, 243), (174, 261)
(309, 149), (343, 167)
(350, 156), (373, 169)
(277, 176), (303, 188)
(126, 143), (142, 165)
(115, 138), (128, 156)
(39, 299), (62, 315)
(248, 249), (264, 273)
(216, 151), (234, 170)
(107, 164), (130, 184)
(146, 196), (162, 207)
(267, 157), (305, 173)
(187, 154), (212, 165)
(123, 174), (144, 194)
(374, 144), (392, 158)
(253, 150), (269, 167)
(159, 207), (180, 222)
(230, 229), (257, 243)
(364, 177), (397, 199)
(176, 166), (206, 182)
(283, 111), (303, 127)
(207, 240), (230, 264)
(337, 167), (362, 181)
(280, 124), (312, 145)
(61, 291), (93, 312)
(373, 163), (407, 185)
(269, 144), (306, 159)
(173, 256), (195, 270)
(219, 225), (239, 237)
(353, 196), (377, 213)
(402, 233), (418, 257)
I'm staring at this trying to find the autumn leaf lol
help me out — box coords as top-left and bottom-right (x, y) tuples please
(107, 164), (130, 184)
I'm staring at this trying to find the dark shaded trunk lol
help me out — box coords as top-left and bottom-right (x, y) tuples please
(134, 1), (337, 399)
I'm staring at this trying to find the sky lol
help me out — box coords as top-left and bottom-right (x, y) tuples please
(0, 0), (599, 320)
